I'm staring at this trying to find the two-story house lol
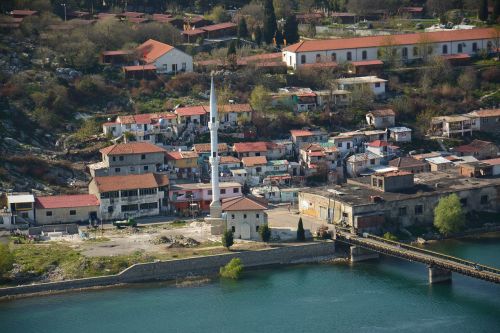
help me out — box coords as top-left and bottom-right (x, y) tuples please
(88, 142), (167, 177)
(366, 109), (395, 129)
(219, 103), (253, 127)
(242, 156), (268, 177)
(346, 152), (382, 177)
(290, 129), (328, 154)
(233, 142), (268, 159)
(365, 140), (400, 163)
(165, 150), (199, 179)
(89, 173), (169, 220)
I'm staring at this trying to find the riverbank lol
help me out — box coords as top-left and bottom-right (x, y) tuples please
(0, 241), (336, 300)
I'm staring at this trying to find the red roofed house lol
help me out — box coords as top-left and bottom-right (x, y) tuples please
(219, 103), (253, 127)
(299, 143), (340, 177)
(10, 10), (38, 18)
(366, 140), (400, 161)
(165, 150), (200, 179)
(200, 22), (237, 39)
(222, 196), (268, 240)
(175, 105), (208, 129)
(242, 156), (268, 177)
(135, 39), (193, 74)
(88, 142), (167, 177)
(35, 194), (100, 225)
(103, 112), (178, 144)
(468, 108), (500, 133)
(233, 141), (268, 158)
(89, 173), (169, 220)
(290, 129), (328, 153)
(282, 28), (497, 69)
(454, 140), (499, 160)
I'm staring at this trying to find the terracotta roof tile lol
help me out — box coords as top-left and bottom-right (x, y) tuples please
(233, 141), (268, 153)
(469, 108), (500, 117)
(221, 196), (267, 211)
(193, 143), (228, 153)
(455, 140), (496, 153)
(367, 140), (390, 147)
(94, 173), (169, 192)
(242, 156), (267, 167)
(35, 194), (99, 209)
(201, 22), (236, 32)
(175, 105), (208, 116)
(137, 39), (174, 63)
(290, 129), (313, 137)
(220, 156), (241, 164)
(100, 142), (166, 156)
(166, 151), (199, 160)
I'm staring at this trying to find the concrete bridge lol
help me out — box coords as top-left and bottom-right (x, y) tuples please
(333, 227), (500, 284)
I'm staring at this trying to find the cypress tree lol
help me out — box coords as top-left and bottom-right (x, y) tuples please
(283, 15), (300, 45)
(227, 40), (236, 56)
(238, 17), (249, 38)
(297, 218), (305, 241)
(222, 229), (234, 249)
(478, 0), (489, 21)
(263, 0), (277, 44)
(254, 26), (262, 46)
(493, 0), (500, 20)
(259, 224), (271, 242)
(275, 29), (284, 46)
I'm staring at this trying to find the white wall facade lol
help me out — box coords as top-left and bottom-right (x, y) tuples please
(154, 48), (193, 74)
(226, 210), (266, 240)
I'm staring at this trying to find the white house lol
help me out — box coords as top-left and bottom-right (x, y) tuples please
(335, 76), (387, 96)
(346, 152), (382, 177)
(222, 196), (268, 240)
(282, 28), (496, 69)
(242, 156), (268, 177)
(365, 140), (399, 162)
(137, 39), (193, 74)
(366, 109), (396, 129)
(388, 126), (412, 142)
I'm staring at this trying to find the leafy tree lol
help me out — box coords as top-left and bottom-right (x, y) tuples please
(250, 85), (271, 113)
(207, 5), (231, 23)
(0, 243), (14, 278)
(259, 224), (271, 242)
(478, 0), (489, 21)
(297, 218), (305, 241)
(222, 229), (234, 249)
(458, 67), (477, 101)
(237, 17), (249, 39)
(283, 15), (299, 45)
(263, 0), (277, 44)
(219, 258), (243, 279)
(434, 194), (466, 235)
(383, 232), (398, 241)
(254, 25), (263, 46)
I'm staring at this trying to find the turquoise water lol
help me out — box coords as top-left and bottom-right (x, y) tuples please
(0, 236), (499, 333)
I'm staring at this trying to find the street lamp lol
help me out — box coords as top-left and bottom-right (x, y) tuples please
(61, 3), (67, 22)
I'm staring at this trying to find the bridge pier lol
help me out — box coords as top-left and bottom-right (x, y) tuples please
(428, 266), (452, 284)
(350, 246), (379, 262)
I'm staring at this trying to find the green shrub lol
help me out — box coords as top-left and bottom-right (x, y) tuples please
(219, 258), (243, 279)
(259, 224), (271, 242)
(297, 218), (305, 241)
(0, 243), (14, 278)
(383, 232), (398, 241)
(222, 230), (234, 249)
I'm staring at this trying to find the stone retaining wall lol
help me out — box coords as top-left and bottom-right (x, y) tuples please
(0, 242), (335, 298)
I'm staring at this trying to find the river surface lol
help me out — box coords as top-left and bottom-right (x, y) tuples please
(1, 235), (499, 333)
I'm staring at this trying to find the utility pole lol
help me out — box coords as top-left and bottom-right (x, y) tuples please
(61, 3), (67, 22)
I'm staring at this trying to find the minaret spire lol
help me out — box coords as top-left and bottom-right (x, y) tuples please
(208, 74), (222, 219)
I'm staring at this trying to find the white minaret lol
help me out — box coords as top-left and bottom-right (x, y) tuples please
(208, 75), (222, 219)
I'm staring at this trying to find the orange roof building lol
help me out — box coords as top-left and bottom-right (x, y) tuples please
(282, 28), (497, 69)
(34, 194), (100, 225)
(222, 196), (268, 240)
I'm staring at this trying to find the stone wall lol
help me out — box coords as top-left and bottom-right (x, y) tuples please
(0, 242), (335, 298)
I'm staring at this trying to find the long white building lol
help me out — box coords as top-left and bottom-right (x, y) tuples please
(282, 28), (496, 69)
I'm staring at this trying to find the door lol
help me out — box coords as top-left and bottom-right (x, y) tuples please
(320, 206), (327, 220)
(241, 223), (251, 240)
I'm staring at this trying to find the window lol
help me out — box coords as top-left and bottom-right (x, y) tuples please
(243, 214), (247, 218)
(141, 154), (146, 160)
(112, 156), (116, 162)
(415, 205), (423, 215)
(143, 135), (150, 140)
(70, 210), (76, 215)
(139, 188), (157, 196)
(231, 214), (235, 219)
(46, 211), (52, 216)
(402, 47), (408, 58)
(375, 82), (381, 88)
(115, 168), (121, 173)
(378, 179), (383, 188)
(316, 54), (321, 62)
(370, 159), (376, 165)
(256, 226), (259, 232)
(372, 178), (377, 187)
(487, 41), (492, 50)
(346, 142), (351, 149)
(172, 64), (177, 72)
(481, 195), (488, 204)
(427, 46), (433, 55)
(342, 212), (349, 219)
(331, 53), (336, 61)
(108, 206), (114, 213)
(301, 55), (306, 64)
(413, 46), (419, 56)
(140, 202), (158, 210)
(121, 189), (138, 197)
(337, 142), (342, 148)
(361, 50), (367, 60)
(346, 51), (352, 61)
(398, 207), (407, 216)
(233, 188), (239, 193)
(458, 44), (463, 53)
(472, 42), (477, 52)
(121, 204), (138, 212)
(256, 167), (262, 173)
(221, 189), (226, 194)
(460, 198), (467, 207)
(182, 62), (186, 70)
(102, 191), (119, 199)
(208, 190), (212, 195)
(442, 44), (448, 54)
(231, 226), (235, 232)
(143, 165), (149, 171)
(119, 156), (124, 161)
(256, 213), (260, 218)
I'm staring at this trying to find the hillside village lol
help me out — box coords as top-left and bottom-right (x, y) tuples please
(0, 0), (500, 284)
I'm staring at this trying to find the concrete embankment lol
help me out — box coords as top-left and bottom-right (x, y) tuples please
(0, 241), (335, 299)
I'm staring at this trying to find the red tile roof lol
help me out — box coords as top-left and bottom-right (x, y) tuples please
(290, 129), (313, 137)
(455, 140), (496, 153)
(166, 151), (199, 160)
(220, 156), (241, 164)
(35, 194), (99, 209)
(94, 173), (169, 192)
(242, 156), (267, 167)
(137, 39), (174, 63)
(233, 141), (268, 153)
(11, 10), (38, 16)
(221, 196), (267, 211)
(367, 140), (390, 147)
(175, 105), (208, 116)
(469, 108), (500, 117)
(100, 142), (166, 156)
(351, 59), (384, 66)
(201, 22), (237, 32)
(193, 143), (228, 153)
(116, 112), (176, 125)
(182, 28), (206, 36)
(284, 28), (496, 53)
(482, 157), (500, 166)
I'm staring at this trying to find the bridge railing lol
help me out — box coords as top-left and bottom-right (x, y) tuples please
(362, 234), (500, 275)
